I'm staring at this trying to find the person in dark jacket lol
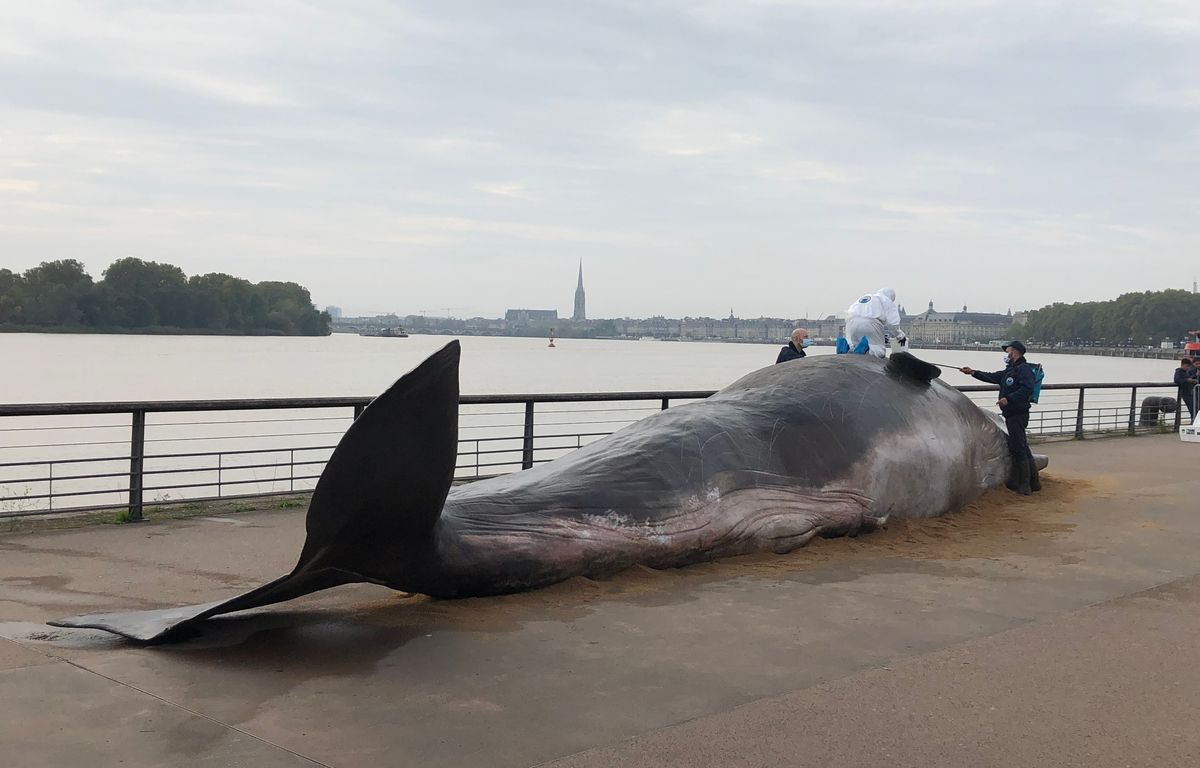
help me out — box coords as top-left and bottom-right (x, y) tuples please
(960, 340), (1039, 495)
(776, 328), (810, 364)
(1175, 358), (1197, 423)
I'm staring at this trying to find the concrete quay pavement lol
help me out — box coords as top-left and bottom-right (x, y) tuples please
(1, 434), (1199, 767)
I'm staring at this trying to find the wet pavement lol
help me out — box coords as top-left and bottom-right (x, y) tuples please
(2, 434), (1199, 767)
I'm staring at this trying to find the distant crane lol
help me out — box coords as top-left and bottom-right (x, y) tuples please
(418, 307), (466, 319)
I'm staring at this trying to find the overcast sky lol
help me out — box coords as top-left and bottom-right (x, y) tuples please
(1, 1), (1196, 319)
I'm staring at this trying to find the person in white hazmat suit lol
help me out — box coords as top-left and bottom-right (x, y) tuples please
(845, 287), (908, 357)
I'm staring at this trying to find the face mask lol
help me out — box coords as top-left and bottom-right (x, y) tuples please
(801, 339), (813, 348)
(1003, 355), (1010, 367)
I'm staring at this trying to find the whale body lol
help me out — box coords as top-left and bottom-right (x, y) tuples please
(52, 341), (1042, 642)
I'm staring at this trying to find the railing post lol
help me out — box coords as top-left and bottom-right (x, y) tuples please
(1128, 387), (1137, 435)
(289, 449), (295, 492)
(217, 453), (222, 498)
(129, 410), (145, 521)
(1074, 388), (1085, 440)
(353, 404), (365, 420)
(521, 401), (535, 470)
(661, 398), (669, 411)
(1176, 389), (1184, 430)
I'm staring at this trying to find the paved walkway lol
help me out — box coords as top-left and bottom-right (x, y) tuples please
(2, 434), (1198, 767)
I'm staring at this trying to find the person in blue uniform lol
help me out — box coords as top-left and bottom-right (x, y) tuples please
(960, 341), (1039, 495)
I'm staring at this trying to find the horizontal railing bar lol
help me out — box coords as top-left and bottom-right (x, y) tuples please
(0, 398), (371, 417)
(956, 382), (1174, 392)
(0, 391), (723, 417)
(0, 455), (131, 469)
(142, 462), (289, 477)
(148, 415), (352, 427)
(0, 383), (1179, 418)
(0, 469), (130, 485)
(144, 475), (324, 494)
(454, 435), (611, 457)
(0, 488), (319, 520)
(143, 431), (347, 444)
(145, 445), (338, 461)
(0, 423), (132, 433)
(468, 460), (537, 471)
(144, 458), (333, 477)
(501, 405), (664, 414)
(0, 440), (130, 450)
(0, 501), (138, 518)
(1, 487), (129, 502)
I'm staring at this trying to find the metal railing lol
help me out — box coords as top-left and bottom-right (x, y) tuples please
(0, 382), (1186, 520)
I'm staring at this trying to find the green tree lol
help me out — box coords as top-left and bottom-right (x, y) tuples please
(0, 268), (24, 323)
(20, 260), (94, 325)
(1, 257), (329, 336)
(256, 280), (329, 335)
(1022, 290), (1200, 345)
(101, 258), (189, 327)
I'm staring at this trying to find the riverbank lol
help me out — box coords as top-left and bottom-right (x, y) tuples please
(912, 342), (1184, 360)
(397, 330), (1189, 359)
(0, 323), (329, 336)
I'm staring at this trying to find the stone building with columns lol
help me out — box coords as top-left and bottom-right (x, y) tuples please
(906, 301), (1016, 344)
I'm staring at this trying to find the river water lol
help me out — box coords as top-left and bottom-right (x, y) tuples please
(0, 333), (1183, 514)
(2, 332), (1180, 403)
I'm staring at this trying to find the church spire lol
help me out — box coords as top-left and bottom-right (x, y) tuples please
(573, 260), (586, 321)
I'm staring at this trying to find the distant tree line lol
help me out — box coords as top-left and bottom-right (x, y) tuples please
(0, 258), (330, 336)
(1019, 290), (1200, 346)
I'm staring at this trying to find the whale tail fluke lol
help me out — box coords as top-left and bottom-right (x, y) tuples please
(50, 341), (463, 643)
(297, 339), (461, 564)
(47, 569), (357, 643)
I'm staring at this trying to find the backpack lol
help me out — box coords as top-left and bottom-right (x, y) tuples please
(1029, 363), (1044, 404)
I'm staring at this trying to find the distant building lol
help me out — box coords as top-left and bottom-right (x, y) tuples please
(505, 308), (558, 324)
(324, 305), (342, 319)
(573, 261), (586, 321)
(907, 301), (1015, 344)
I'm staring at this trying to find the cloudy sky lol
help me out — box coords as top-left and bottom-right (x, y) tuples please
(1, 1), (1196, 319)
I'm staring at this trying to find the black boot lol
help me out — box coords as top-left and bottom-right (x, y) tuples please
(1014, 457), (1032, 496)
(1028, 459), (1041, 493)
(1005, 460), (1020, 491)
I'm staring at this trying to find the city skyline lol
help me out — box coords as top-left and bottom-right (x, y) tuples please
(1, 3), (1196, 318)
(334, 264), (1034, 321)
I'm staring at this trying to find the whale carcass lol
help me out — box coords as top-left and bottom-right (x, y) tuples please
(52, 341), (1045, 642)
